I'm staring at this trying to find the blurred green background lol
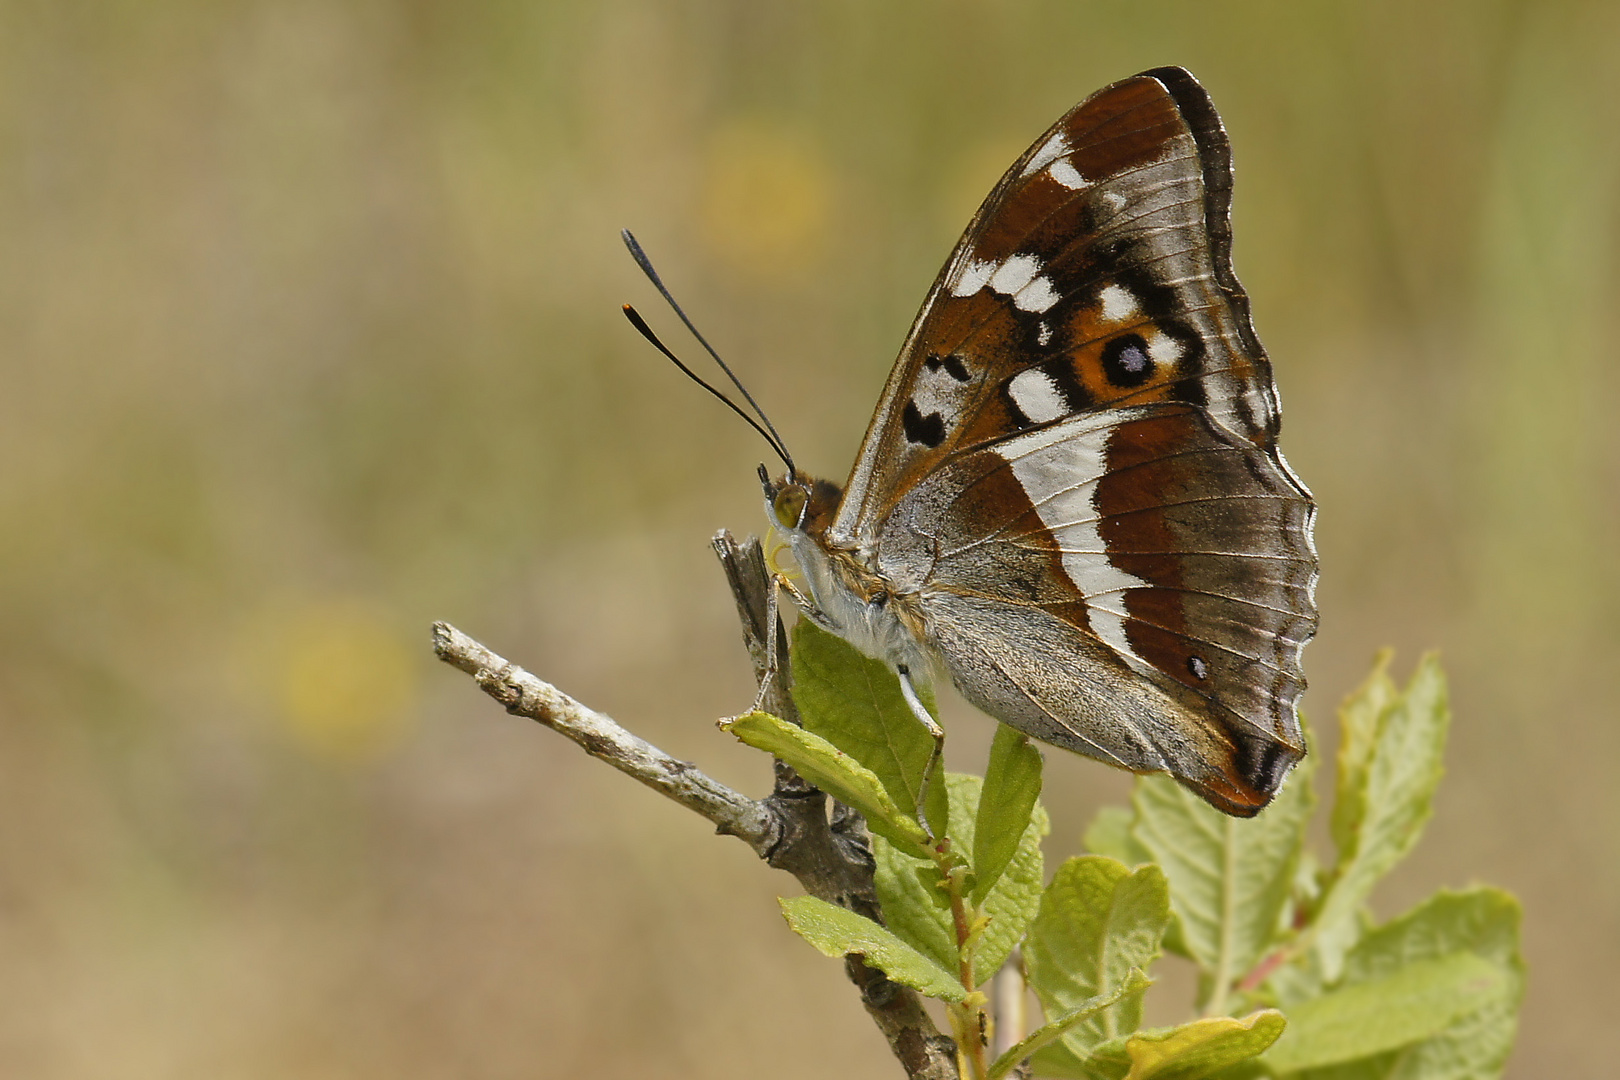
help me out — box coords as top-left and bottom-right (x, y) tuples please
(1, 1), (1615, 1076)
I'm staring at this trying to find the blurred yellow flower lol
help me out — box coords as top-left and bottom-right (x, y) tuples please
(701, 119), (834, 277)
(269, 598), (417, 762)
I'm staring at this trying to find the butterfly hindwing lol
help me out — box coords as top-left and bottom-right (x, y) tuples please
(875, 400), (1314, 813)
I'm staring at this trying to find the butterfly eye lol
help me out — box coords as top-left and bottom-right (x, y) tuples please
(773, 486), (809, 529)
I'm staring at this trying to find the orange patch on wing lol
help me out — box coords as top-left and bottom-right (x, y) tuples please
(1191, 763), (1272, 818)
(1062, 287), (1197, 403)
(913, 289), (1014, 381)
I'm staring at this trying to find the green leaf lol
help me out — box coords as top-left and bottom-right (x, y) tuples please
(974, 725), (1044, 904)
(1205, 1064), (1269, 1080)
(873, 773), (1047, 985)
(987, 969), (1152, 1080)
(1312, 655), (1450, 980)
(778, 895), (967, 1003)
(1330, 653), (1397, 859)
(1272, 1055), (1396, 1080)
(1118, 1012), (1287, 1080)
(1263, 953), (1506, 1073)
(790, 620), (948, 836)
(1281, 889), (1525, 1080)
(1131, 756), (1315, 1011)
(1083, 805), (1152, 866)
(1024, 857), (1169, 1053)
(1264, 941), (1329, 1010)
(1026, 1041), (1096, 1080)
(721, 710), (930, 858)
(872, 831), (955, 974)
(1036, 1012), (1286, 1080)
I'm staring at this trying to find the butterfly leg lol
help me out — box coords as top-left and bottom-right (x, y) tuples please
(749, 575), (785, 714)
(897, 663), (945, 843)
(773, 570), (831, 627)
(753, 571), (833, 713)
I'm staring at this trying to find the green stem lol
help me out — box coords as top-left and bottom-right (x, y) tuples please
(934, 838), (987, 1079)
(1205, 816), (1238, 1017)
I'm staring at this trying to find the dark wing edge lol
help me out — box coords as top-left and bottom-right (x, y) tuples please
(1140, 67), (1272, 391)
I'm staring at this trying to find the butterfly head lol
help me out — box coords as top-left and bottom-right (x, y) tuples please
(757, 463), (935, 677)
(759, 464), (841, 539)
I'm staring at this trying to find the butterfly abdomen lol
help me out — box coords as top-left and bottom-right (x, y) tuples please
(790, 531), (934, 676)
(769, 472), (937, 678)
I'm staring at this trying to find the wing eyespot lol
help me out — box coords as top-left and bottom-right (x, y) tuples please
(1101, 334), (1154, 388)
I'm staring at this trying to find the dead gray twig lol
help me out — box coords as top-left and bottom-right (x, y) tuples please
(430, 532), (957, 1080)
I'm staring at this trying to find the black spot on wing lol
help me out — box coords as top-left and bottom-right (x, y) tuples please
(1023, 315), (1063, 356)
(1164, 321), (1208, 406)
(925, 352), (972, 381)
(902, 400), (946, 447)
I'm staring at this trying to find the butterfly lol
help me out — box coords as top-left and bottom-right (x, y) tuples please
(625, 66), (1317, 817)
(744, 67), (1319, 818)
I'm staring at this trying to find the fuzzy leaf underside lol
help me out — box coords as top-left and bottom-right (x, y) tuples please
(1118, 1011), (1288, 1079)
(790, 620), (948, 836)
(722, 710), (930, 857)
(1024, 856), (1169, 1053)
(974, 725), (1045, 905)
(1131, 756), (1314, 1006)
(778, 895), (966, 1002)
(1313, 655), (1449, 980)
(1033, 1010), (1286, 1080)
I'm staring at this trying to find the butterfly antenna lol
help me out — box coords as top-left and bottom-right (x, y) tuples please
(620, 229), (798, 478)
(620, 304), (796, 477)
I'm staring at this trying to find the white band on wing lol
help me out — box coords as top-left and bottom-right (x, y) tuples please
(993, 412), (1155, 675)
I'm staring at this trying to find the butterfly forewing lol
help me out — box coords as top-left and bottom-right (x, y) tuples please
(830, 67), (1317, 814)
(834, 68), (1282, 540)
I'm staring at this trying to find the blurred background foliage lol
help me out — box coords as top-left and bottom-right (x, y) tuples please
(0, 1), (1614, 1076)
